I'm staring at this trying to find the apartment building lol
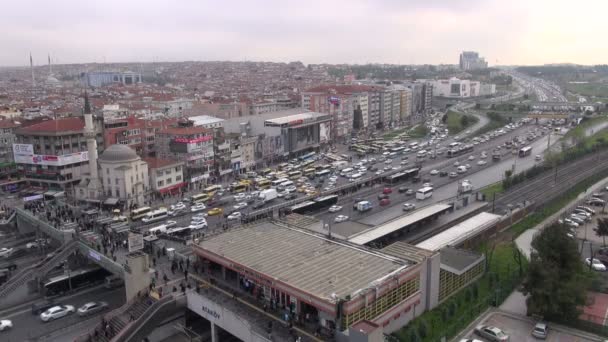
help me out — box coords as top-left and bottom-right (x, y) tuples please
(155, 126), (215, 181)
(143, 157), (185, 195)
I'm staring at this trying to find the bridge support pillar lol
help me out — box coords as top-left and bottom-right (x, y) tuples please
(210, 322), (219, 342)
(124, 252), (151, 302)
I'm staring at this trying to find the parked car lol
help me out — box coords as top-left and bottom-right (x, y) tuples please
(531, 322), (548, 339)
(474, 325), (509, 341)
(40, 305), (75, 322)
(77, 302), (108, 317)
(233, 202), (248, 210)
(207, 208), (224, 216)
(227, 212), (242, 221)
(585, 258), (606, 271)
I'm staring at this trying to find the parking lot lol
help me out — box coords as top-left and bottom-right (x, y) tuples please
(461, 311), (599, 342)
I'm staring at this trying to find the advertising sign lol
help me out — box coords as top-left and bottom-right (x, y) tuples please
(128, 233), (144, 253)
(12, 144), (33, 155)
(173, 136), (213, 144)
(13, 144), (89, 166)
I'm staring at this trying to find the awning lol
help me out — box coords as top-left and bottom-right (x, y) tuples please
(159, 182), (186, 194)
(44, 190), (57, 197)
(104, 198), (119, 205)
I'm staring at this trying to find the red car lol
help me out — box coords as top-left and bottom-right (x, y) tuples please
(382, 187), (393, 194)
(380, 198), (391, 206)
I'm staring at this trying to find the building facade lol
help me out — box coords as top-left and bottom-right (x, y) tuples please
(81, 71), (143, 88)
(143, 158), (185, 195)
(97, 144), (149, 207)
(155, 126), (215, 181)
(459, 51), (488, 70)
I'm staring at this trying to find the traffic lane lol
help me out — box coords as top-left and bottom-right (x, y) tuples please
(462, 311), (595, 342)
(1, 286), (125, 341)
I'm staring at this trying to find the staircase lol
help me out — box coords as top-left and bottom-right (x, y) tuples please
(0, 240), (78, 305)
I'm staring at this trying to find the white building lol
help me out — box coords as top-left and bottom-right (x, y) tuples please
(143, 157), (185, 195)
(429, 78), (494, 98)
(98, 144), (149, 207)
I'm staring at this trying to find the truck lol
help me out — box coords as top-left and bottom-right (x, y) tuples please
(356, 201), (373, 212)
(460, 180), (474, 193)
(258, 189), (278, 203)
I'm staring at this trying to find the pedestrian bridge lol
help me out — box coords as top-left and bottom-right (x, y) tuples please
(14, 207), (126, 277)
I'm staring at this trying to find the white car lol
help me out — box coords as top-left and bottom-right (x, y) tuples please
(0, 319), (12, 331)
(192, 213), (207, 221)
(40, 305), (75, 322)
(233, 202), (248, 210)
(234, 193), (246, 201)
(190, 203), (206, 212)
(334, 215), (349, 223)
(586, 258), (606, 271)
(468, 155), (476, 160)
(422, 182), (433, 188)
(227, 212), (242, 220)
(26, 239), (49, 249)
(170, 202), (186, 211)
(477, 160), (487, 166)
(77, 301), (108, 317)
(453, 161), (460, 167)
(403, 203), (416, 211)
(430, 169), (439, 175)
(400, 160), (408, 166)
(0, 248), (13, 258)
(328, 205), (343, 213)
(385, 159), (392, 164)
(449, 172), (457, 178)
(285, 186), (297, 193)
(189, 221), (208, 230)
(164, 220), (177, 228)
(459, 339), (483, 342)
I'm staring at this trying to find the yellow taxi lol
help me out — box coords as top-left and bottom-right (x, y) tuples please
(207, 207), (224, 216)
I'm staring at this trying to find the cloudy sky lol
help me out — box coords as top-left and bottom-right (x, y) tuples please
(1, 0), (606, 66)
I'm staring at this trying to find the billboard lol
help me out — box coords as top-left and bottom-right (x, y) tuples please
(128, 233), (144, 253)
(13, 144), (33, 155)
(13, 147), (89, 166)
(171, 136), (212, 153)
(319, 122), (330, 143)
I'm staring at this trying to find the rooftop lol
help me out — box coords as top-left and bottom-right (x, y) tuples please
(304, 84), (385, 94)
(17, 117), (84, 134)
(415, 212), (501, 252)
(263, 111), (330, 126)
(188, 115), (225, 126)
(194, 221), (410, 303)
(381, 241), (435, 264)
(440, 247), (485, 275)
(158, 126), (212, 136)
(348, 204), (452, 246)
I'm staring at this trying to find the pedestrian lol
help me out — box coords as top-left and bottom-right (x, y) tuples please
(184, 269), (188, 281)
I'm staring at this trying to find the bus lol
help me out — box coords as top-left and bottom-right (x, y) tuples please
(390, 146), (405, 153)
(256, 179), (271, 189)
(299, 152), (317, 161)
(130, 207), (151, 221)
(288, 195), (339, 214)
(191, 193), (210, 204)
(44, 267), (111, 296)
(324, 153), (343, 162)
(165, 227), (192, 238)
(259, 168), (273, 177)
(519, 146), (533, 158)
(271, 178), (288, 187)
(383, 168), (420, 184)
(301, 159), (315, 168)
(203, 185), (223, 193)
(332, 161), (349, 171)
(288, 171), (302, 180)
(447, 144), (474, 158)
(416, 187), (433, 200)
(278, 163), (289, 170)
(232, 184), (248, 193)
(315, 169), (331, 178)
(303, 168), (316, 177)
(142, 208), (169, 223)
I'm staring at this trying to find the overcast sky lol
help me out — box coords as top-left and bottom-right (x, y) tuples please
(1, 0), (606, 67)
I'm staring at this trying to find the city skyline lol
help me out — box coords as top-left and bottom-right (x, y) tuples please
(2, 0), (607, 67)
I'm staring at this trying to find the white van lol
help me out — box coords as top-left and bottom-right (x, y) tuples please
(350, 172), (363, 180)
(416, 187), (433, 200)
(456, 165), (467, 174)
(142, 208), (169, 224)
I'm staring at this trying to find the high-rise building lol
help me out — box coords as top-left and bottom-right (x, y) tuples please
(81, 71), (142, 87)
(459, 51), (488, 70)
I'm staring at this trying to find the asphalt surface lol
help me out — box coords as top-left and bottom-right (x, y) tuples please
(0, 285), (125, 341)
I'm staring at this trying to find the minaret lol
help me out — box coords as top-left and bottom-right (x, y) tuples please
(30, 52), (36, 88)
(48, 53), (52, 75)
(83, 92), (102, 196)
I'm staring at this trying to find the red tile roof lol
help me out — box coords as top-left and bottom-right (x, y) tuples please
(142, 157), (182, 169)
(18, 117), (85, 133)
(0, 120), (21, 129)
(304, 84), (384, 94)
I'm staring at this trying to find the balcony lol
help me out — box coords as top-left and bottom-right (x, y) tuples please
(230, 150), (242, 158)
(217, 142), (230, 151)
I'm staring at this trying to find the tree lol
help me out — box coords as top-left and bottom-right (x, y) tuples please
(522, 224), (591, 321)
(442, 113), (448, 123)
(460, 115), (470, 127)
(596, 218), (608, 247)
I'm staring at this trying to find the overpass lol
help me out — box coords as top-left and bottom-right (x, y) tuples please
(529, 101), (600, 112)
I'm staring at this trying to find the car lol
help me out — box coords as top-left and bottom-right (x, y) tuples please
(0, 248), (13, 258)
(383, 187), (393, 194)
(328, 205), (342, 213)
(26, 239), (49, 249)
(0, 320), (12, 331)
(439, 171), (448, 177)
(189, 221), (208, 230)
(477, 160), (487, 166)
(385, 159), (392, 164)
(164, 220), (177, 228)
(227, 212), (242, 220)
(170, 202), (186, 211)
(207, 208), (224, 216)
(453, 161), (460, 167)
(422, 182), (433, 188)
(468, 155), (476, 160)
(190, 203), (206, 212)
(77, 301), (108, 317)
(403, 203), (416, 211)
(398, 186), (409, 193)
(380, 198), (391, 206)
(532, 322), (548, 339)
(585, 258), (606, 271)
(378, 193), (389, 200)
(40, 305), (75, 322)
(192, 213), (207, 221)
(405, 189), (415, 196)
(535, 155), (542, 161)
(233, 202), (248, 210)
(334, 215), (349, 223)
(168, 208), (185, 217)
(465, 164), (471, 169)
(430, 169), (439, 175)
(474, 325), (509, 341)
(458, 340), (483, 342)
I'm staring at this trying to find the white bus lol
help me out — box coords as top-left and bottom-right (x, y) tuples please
(315, 169), (331, 178)
(146, 224), (168, 236)
(350, 172), (363, 180)
(416, 187), (433, 200)
(142, 208), (169, 224)
(331, 160), (349, 171)
(271, 178), (289, 187)
(409, 142), (419, 149)
(340, 168), (354, 176)
(130, 207), (151, 221)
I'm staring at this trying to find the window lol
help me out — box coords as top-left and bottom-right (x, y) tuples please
(115, 188), (120, 197)
(156, 171), (162, 177)
(176, 175), (182, 181)
(157, 180), (164, 187)
(130, 175), (133, 184)
(175, 166), (181, 172)
(106, 168), (109, 175)
(165, 170), (171, 175)
(135, 164), (138, 171)
(65, 173), (72, 180)
(115, 178), (119, 185)
(136, 173), (139, 181)
(166, 178), (172, 184)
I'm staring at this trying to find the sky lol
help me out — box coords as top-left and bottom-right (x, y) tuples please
(1, 0), (607, 67)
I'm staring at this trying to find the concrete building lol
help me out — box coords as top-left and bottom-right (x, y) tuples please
(155, 126), (215, 181)
(0, 120), (21, 180)
(98, 144), (149, 207)
(459, 51), (488, 70)
(81, 71), (143, 88)
(13, 117), (103, 191)
(429, 78), (495, 98)
(143, 158), (185, 195)
(263, 112), (332, 157)
(188, 115), (225, 129)
(479, 83), (497, 96)
(103, 116), (176, 157)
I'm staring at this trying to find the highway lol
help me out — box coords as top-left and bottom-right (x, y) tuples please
(0, 285), (125, 341)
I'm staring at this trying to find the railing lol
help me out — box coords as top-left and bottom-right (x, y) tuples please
(114, 294), (182, 342)
(73, 295), (142, 342)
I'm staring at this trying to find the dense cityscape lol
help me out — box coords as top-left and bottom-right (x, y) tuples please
(2, 2), (608, 342)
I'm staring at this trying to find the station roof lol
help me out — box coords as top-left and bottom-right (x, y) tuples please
(263, 111), (330, 126)
(194, 221), (410, 303)
(348, 204), (452, 246)
(440, 247), (485, 275)
(381, 241), (435, 264)
(415, 212), (501, 252)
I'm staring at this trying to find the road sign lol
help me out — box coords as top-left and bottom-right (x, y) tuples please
(128, 232), (144, 253)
